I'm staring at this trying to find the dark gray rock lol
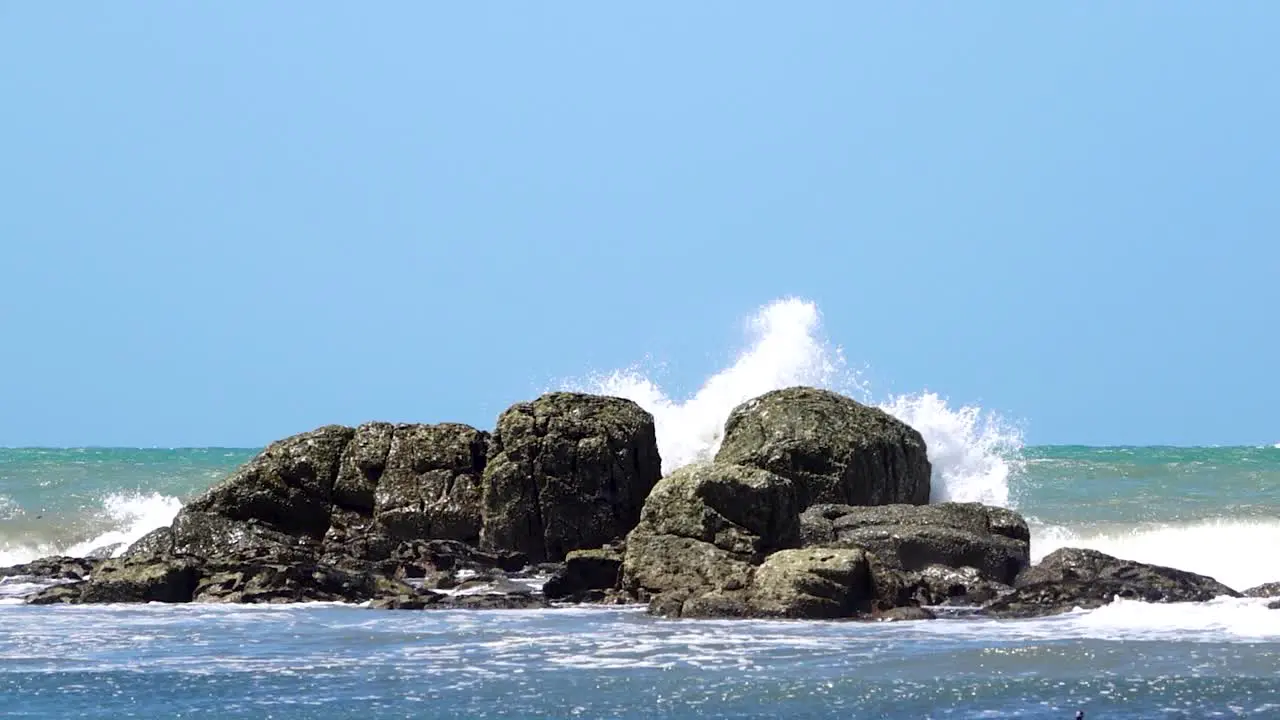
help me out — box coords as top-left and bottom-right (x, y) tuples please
(543, 547), (623, 601)
(715, 387), (931, 507)
(985, 548), (1240, 618)
(0, 556), (97, 582)
(481, 393), (662, 562)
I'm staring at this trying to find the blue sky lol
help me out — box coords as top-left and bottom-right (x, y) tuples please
(3, 4), (1278, 447)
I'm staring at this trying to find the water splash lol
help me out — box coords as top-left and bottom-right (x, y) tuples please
(569, 297), (1023, 507)
(0, 492), (181, 566)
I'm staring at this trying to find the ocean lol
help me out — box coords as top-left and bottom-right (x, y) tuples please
(3, 299), (1278, 718)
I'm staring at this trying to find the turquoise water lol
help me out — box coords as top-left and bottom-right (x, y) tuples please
(3, 445), (1280, 718)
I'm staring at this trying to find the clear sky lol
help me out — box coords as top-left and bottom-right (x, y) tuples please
(3, 4), (1278, 448)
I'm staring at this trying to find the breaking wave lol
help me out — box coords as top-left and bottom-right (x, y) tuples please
(570, 297), (1023, 507)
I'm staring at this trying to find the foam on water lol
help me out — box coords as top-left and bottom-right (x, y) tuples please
(1031, 518), (1280, 592)
(572, 297), (1022, 507)
(0, 492), (182, 566)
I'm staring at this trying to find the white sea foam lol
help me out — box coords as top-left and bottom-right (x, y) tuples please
(571, 297), (1022, 507)
(1031, 518), (1280, 592)
(0, 492), (182, 567)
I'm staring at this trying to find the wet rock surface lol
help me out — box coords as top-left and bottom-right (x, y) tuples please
(983, 548), (1240, 618)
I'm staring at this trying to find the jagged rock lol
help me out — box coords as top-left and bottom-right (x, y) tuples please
(620, 462), (801, 610)
(0, 556), (97, 582)
(480, 393), (662, 563)
(801, 503), (1030, 585)
(543, 547), (623, 601)
(1243, 581), (1280, 598)
(747, 547), (872, 619)
(331, 422), (396, 512)
(984, 548), (1240, 618)
(715, 387), (931, 507)
(372, 423), (489, 543)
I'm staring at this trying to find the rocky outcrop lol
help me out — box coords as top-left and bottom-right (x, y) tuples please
(619, 462), (801, 614)
(715, 387), (931, 507)
(481, 393), (662, 562)
(125, 393), (659, 571)
(984, 548), (1240, 618)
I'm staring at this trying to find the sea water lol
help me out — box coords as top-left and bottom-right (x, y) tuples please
(3, 299), (1278, 718)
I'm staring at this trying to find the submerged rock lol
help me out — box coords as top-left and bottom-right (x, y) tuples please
(715, 387), (931, 507)
(984, 548), (1240, 618)
(480, 393), (662, 563)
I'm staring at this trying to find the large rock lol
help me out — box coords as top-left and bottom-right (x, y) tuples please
(620, 462), (801, 614)
(130, 421), (493, 562)
(984, 548), (1240, 618)
(481, 393), (662, 562)
(800, 503), (1030, 585)
(715, 387), (931, 508)
(747, 547), (872, 619)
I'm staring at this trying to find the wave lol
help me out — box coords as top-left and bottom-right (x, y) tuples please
(571, 297), (1022, 507)
(0, 492), (182, 567)
(1031, 518), (1280, 592)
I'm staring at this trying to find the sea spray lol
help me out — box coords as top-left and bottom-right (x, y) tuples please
(572, 297), (1022, 507)
(583, 298), (856, 472)
(0, 491), (183, 566)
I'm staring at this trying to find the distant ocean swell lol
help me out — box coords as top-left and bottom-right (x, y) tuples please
(3, 298), (1278, 601)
